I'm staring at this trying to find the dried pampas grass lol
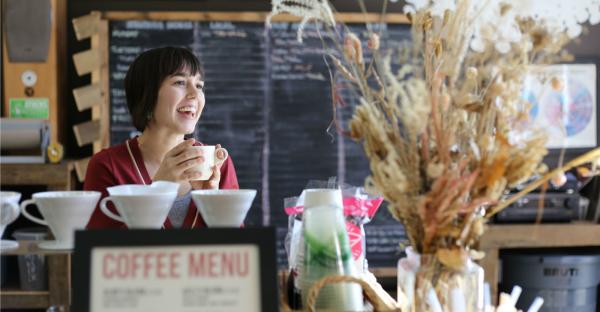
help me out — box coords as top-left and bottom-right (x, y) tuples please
(267, 0), (600, 258)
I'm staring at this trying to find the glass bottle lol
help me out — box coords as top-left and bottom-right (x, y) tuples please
(412, 254), (484, 312)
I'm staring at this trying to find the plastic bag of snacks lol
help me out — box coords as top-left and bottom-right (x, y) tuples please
(283, 178), (383, 308)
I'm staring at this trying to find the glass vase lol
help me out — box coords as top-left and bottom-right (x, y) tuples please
(399, 249), (484, 312)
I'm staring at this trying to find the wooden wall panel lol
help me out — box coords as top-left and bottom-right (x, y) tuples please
(2, 0), (67, 145)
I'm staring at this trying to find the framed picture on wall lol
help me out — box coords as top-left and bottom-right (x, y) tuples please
(72, 228), (278, 312)
(522, 64), (597, 149)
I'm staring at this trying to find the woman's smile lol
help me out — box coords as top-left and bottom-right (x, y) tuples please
(176, 105), (197, 119)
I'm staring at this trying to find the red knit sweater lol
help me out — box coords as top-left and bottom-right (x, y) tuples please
(84, 137), (239, 229)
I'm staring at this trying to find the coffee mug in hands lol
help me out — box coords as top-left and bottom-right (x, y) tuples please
(20, 191), (101, 250)
(191, 145), (228, 181)
(0, 191), (22, 250)
(99, 181), (179, 229)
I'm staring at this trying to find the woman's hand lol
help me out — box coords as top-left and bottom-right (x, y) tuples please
(153, 139), (204, 183)
(191, 144), (228, 190)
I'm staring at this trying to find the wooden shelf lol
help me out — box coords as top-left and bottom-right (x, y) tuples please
(480, 222), (600, 248)
(0, 241), (71, 311)
(478, 222), (600, 305)
(0, 240), (72, 256)
(0, 162), (75, 190)
(1, 289), (50, 309)
(352, 223), (600, 306)
(368, 267), (396, 278)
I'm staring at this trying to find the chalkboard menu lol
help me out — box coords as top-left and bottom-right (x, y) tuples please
(108, 19), (410, 268)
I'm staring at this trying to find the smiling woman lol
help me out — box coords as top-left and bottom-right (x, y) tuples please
(84, 47), (239, 229)
(125, 47), (204, 133)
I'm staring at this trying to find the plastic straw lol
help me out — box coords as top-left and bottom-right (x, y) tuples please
(483, 282), (491, 307)
(404, 271), (415, 309)
(450, 287), (466, 312)
(426, 288), (443, 312)
(510, 285), (522, 306)
(527, 297), (544, 312)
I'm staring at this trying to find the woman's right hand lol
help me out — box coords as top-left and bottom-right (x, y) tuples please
(153, 139), (204, 183)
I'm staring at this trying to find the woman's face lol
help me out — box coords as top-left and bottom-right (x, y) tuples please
(151, 71), (205, 135)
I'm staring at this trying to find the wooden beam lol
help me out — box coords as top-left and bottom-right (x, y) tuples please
(480, 223), (600, 249)
(72, 83), (103, 111)
(72, 12), (101, 41)
(73, 119), (100, 146)
(72, 49), (100, 76)
(0, 291), (49, 309)
(74, 157), (91, 183)
(479, 248), (499, 305)
(92, 20), (110, 153)
(48, 255), (71, 311)
(368, 267), (396, 278)
(0, 163), (73, 190)
(55, 0), (68, 146)
(101, 11), (410, 24)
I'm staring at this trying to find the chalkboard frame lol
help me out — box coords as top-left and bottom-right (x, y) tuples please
(101, 11), (409, 23)
(96, 11), (411, 268)
(95, 10), (409, 149)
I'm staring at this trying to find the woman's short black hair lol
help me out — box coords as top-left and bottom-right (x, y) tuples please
(124, 46), (204, 131)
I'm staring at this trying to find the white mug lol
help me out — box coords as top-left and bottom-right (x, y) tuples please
(191, 145), (228, 181)
(1, 191), (22, 249)
(99, 181), (179, 229)
(20, 191), (100, 249)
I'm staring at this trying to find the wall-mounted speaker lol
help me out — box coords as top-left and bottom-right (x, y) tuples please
(2, 0), (65, 146)
(4, 0), (52, 62)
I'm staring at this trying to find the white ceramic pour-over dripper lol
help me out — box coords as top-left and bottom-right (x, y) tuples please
(100, 181), (179, 229)
(191, 189), (256, 227)
(20, 191), (101, 250)
(0, 191), (22, 250)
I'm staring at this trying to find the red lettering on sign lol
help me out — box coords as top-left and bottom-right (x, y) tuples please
(188, 253), (206, 276)
(222, 252), (234, 276)
(116, 253), (128, 278)
(208, 252), (218, 277)
(170, 252), (180, 278)
(130, 252), (141, 278)
(238, 251), (249, 277)
(103, 254), (115, 279)
(188, 251), (250, 278)
(156, 252), (167, 279)
(143, 253), (153, 278)
(100, 251), (181, 280)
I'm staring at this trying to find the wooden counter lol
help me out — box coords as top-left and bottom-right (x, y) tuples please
(2, 224), (598, 310)
(366, 222), (600, 306)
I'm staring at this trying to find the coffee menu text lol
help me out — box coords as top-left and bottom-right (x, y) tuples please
(91, 245), (260, 312)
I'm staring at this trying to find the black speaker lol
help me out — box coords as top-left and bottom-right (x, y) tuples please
(3, 0), (51, 62)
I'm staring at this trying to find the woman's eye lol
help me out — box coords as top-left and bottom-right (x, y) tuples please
(196, 84), (204, 90)
(174, 80), (185, 86)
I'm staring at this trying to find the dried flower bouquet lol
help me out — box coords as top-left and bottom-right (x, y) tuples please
(268, 0), (600, 267)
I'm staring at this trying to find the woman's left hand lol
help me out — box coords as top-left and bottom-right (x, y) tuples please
(190, 144), (227, 190)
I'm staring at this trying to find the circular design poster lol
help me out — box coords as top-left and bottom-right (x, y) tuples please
(542, 78), (594, 137)
(522, 64), (597, 149)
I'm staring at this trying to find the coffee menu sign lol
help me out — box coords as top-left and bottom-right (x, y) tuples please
(91, 245), (259, 311)
(73, 228), (278, 312)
